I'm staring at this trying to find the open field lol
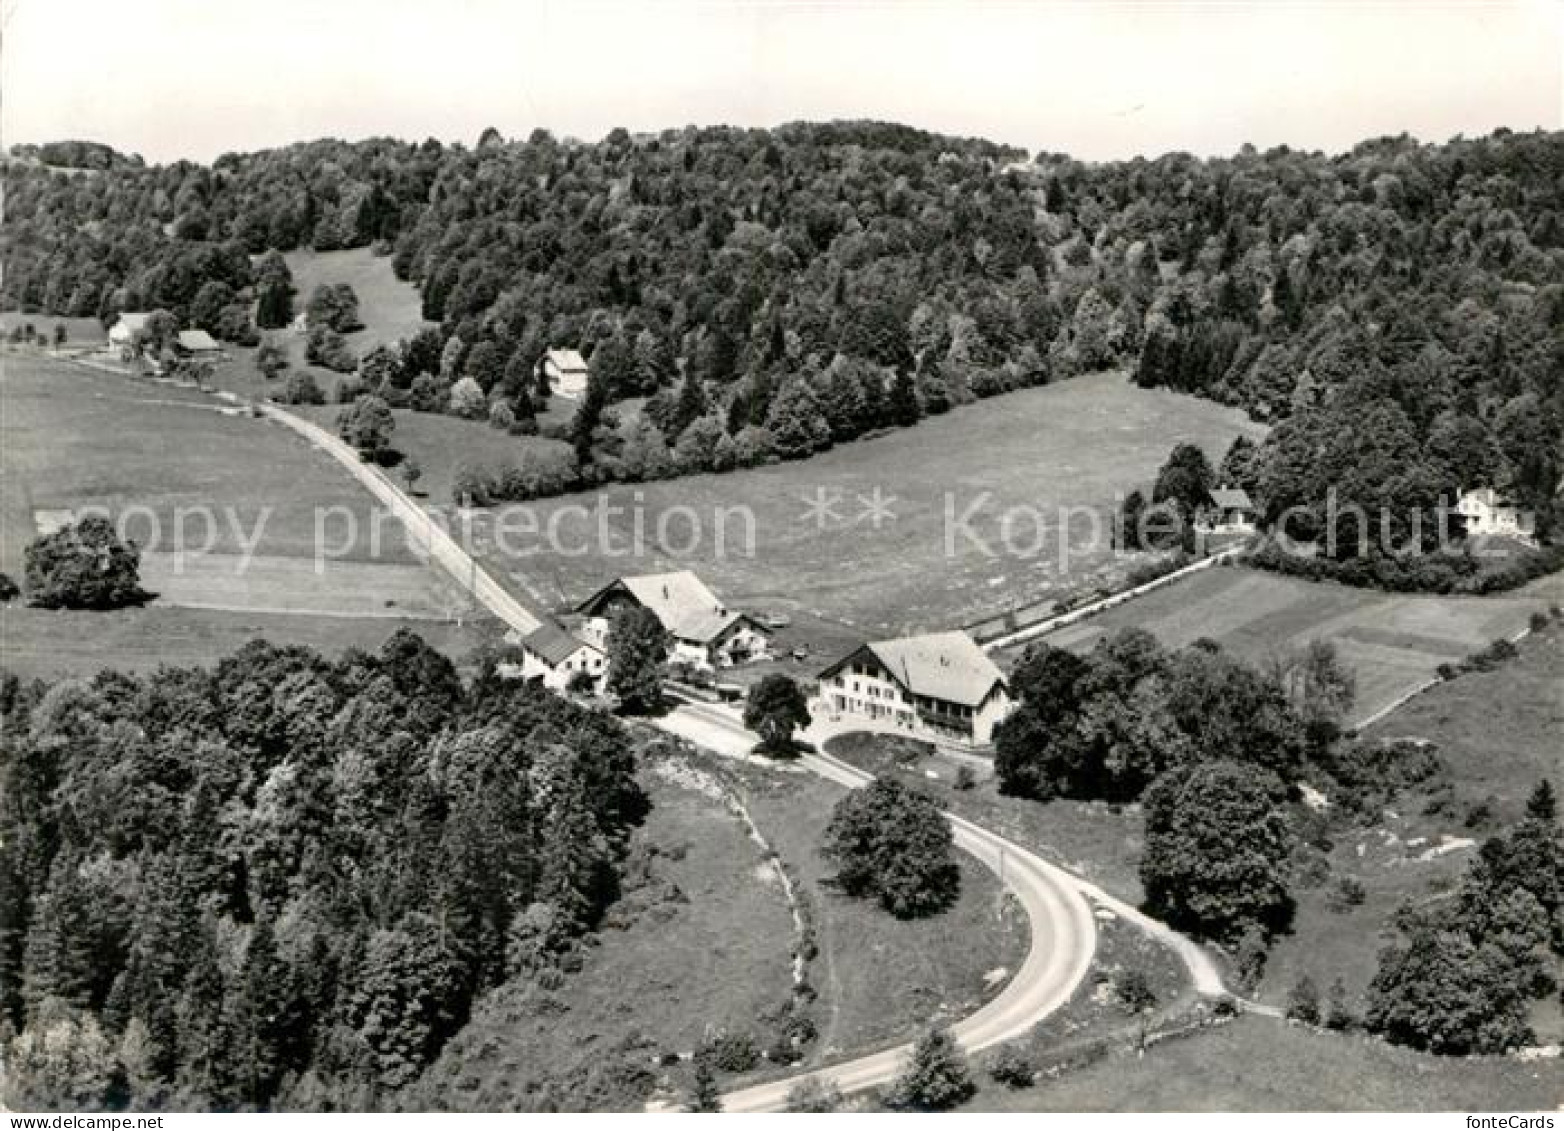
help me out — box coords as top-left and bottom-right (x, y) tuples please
(1035, 564), (1562, 723)
(460, 370), (1263, 642)
(0, 604), (498, 681)
(1, 354), (490, 671)
(421, 760), (800, 1110)
(293, 403), (574, 506)
(1, 313), (107, 344)
(968, 1014), (1562, 1111)
(722, 756), (1031, 1063)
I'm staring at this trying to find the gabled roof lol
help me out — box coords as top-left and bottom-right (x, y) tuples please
(1207, 487), (1254, 511)
(177, 329), (219, 352)
(576, 570), (767, 644)
(1459, 487), (1520, 510)
(822, 630), (1006, 708)
(522, 621), (599, 666)
(545, 348), (588, 373)
(110, 312), (150, 335)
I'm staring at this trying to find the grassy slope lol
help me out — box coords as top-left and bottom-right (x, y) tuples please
(969, 1014), (1562, 1112)
(724, 759), (1030, 1062)
(1257, 626), (1564, 1035)
(463, 370), (1262, 640)
(0, 604), (500, 681)
(0, 354), (493, 669)
(1036, 564), (1561, 723)
(421, 764), (799, 1111)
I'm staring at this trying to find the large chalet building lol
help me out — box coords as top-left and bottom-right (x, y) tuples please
(575, 570), (773, 671)
(816, 630), (1012, 749)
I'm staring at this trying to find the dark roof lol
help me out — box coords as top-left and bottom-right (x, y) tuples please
(522, 621), (596, 666)
(575, 570), (771, 644)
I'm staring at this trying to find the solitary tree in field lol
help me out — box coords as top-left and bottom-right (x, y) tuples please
(338, 393), (396, 461)
(605, 606), (669, 714)
(256, 339), (289, 381)
(1139, 760), (1295, 943)
(743, 674), (812, 755)
(400, 457), (423, 496)
(822, 777), (959, 918)
(52, 323), (67, 348)
(24, 516), (146, 610)
(886, 1026), (973, 1111)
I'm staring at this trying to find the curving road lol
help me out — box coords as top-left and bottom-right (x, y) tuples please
(656, 701), (1100, 1112)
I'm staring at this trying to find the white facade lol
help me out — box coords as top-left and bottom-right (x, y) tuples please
(1457, 488), (1536, 543)
(816, 632), (1014, 749)
(541, 349), (590, 399)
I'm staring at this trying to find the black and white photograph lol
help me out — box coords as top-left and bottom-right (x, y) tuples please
(0, 0), (1560, 1118)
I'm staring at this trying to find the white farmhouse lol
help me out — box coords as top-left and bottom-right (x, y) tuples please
(538, 348), (590, 399)
(574, 570), (772, 670)
(511, 621), (606, 692)
(107, 312), (151, 350)
(1457, 488), (1536, 543)
(1198, 486), (1258, 533)
(816, 630), (1013, 749)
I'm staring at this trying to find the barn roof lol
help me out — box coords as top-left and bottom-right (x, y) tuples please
(575, 570), (766, 644)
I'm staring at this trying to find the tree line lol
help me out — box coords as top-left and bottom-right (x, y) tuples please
(0, 631), (646, 1110)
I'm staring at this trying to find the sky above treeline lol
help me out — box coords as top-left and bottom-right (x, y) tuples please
(4, 0), (1560, 164)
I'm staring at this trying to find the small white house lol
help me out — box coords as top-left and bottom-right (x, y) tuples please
(108, 312), (151, 349)
(1457, 488), (1536, 543)
(511, 622), (605, 692)
(1198, 486), (1258, 533)
(816, 630), (1013, 749)
(574, 570), (772, 671)
(539, 348), (590, 399)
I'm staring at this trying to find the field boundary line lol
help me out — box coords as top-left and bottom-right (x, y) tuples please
(978, 545), (1248, 653)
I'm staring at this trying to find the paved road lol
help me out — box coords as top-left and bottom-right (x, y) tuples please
(657, 701), (1100, 1112)
(261, 405), (544, 636)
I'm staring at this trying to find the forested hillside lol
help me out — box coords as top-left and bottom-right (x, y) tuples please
(3, 124), (1560, 537)
(0, 632), (645, 1110)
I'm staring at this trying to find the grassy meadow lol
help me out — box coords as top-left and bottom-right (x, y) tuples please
(0, 354), (489, 671)
(1036, 564), (1561, 724)
(457, 370), (1263, 640)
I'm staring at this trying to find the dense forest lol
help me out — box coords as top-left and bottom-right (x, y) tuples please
(2, 122), (1560, 536)
(0, 632), (648, 1110)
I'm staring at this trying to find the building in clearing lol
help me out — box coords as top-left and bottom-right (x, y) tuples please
(538, 348), (590, 399)
(1457, 487), (1536, 543)
(175, 329), (222, 357)
(509, 621), (606, 692)
(574, 570), (773, 670)
(816, 630), (1013, 749)
(1198, 486), (1258, 533)
(107, 312), (151, 349)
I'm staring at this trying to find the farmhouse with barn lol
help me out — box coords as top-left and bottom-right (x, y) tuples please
(815, 630), (1013, 749)
(574, 570), (772, 670)
(1197, 486), (1258, 534)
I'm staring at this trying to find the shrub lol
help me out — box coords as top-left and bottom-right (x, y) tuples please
(954, 765), (976, 791)
(784, 1077), (843, 1113)
(281, 371), (325, 405)
(0, 571), (18, 602)
(700, 1032), (759, 1074)
(1116, 968), (1158, 1013)
(986, 1043), (1036, 1089)
(886, 1027), (973, 1111)
(1529, 611), (1549, 632)
(1326, 876), (1366, 912)
(1286, 974), (1321, 1025)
